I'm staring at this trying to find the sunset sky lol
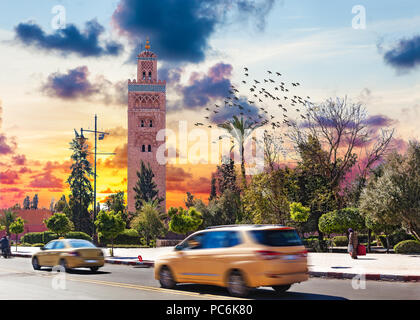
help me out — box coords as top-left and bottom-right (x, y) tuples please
(0, 0), (419, 210)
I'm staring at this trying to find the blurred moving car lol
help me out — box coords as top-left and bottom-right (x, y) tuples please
(31, 239), (104, 272)
(154, 225), (308, 297)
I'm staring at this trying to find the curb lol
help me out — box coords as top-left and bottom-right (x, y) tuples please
(10, 252), (155, 268)
(308, 271), (420, 282)
(9, 253), (420, 282)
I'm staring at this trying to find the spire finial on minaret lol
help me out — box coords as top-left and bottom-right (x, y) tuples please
(145, 37), (151, 51)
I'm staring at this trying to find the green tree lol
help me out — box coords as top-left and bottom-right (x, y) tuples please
(95, 210), (125, 256)
(44, 212), (73, 237)
(105, 191), (131, 228)
(290, 202), (310, 222)
(184, 192), (195, 209)
(132, 201), (166, 247)
(243, 170), (290, 224)
(0, 209), (17, 236)
(292, 135), (338, 240)
(216, 157), (240, 195)
(359, 141), (420, 241)
(318, 207), (365, 235)
(9, 217), (25, 252)
(209, 176), (217, 201)
(67, 137), (93, 235)
(290, 202), (311, 238)
(218, 116), (263, 189)
(133, 161), (163, 212)
(168, 207), (203, 235)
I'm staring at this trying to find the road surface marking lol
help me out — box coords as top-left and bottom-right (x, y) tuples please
(0, 266), (246, 300)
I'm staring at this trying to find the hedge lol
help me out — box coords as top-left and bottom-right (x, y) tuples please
(21, 231), (92, 244)
(303, 238), (328, 252)
(378, 231), (415, 248)
(394, 240), (420, 254)
(332, 236), (348, 247)
(100, 229), (140, 246)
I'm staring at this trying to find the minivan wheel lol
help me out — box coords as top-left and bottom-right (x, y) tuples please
(227, 270), (250, 297)
(272, 284), (291, 294)
(159, 266), (176, 289)
(32, 257), (41, 270)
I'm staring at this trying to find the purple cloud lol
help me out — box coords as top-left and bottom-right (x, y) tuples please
(15, 20), (123, 58)
(42, 66), (98, 99)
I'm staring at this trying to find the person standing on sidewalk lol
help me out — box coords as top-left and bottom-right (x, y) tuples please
(348, 228), (358, 259)
(0, 236), (10, 258)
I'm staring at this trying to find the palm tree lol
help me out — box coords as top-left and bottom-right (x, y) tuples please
(217, 115), (263, 189)
(0, 209), (17, 236)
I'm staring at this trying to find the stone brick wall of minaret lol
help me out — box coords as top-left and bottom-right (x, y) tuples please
(127, 50), (166, 213)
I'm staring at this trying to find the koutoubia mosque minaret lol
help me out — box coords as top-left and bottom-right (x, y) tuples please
(127, 39), (166, 213)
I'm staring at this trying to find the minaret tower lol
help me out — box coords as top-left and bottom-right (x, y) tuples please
(127, 39), (166, 213)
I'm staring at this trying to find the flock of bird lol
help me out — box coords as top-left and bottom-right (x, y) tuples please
(195, 67), (314, 140)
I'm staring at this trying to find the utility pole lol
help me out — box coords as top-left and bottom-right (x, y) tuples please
(76, 115), (115, 244)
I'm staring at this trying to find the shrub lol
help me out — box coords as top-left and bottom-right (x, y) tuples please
(20, 231), (92, 244)
(332, 236), (348, 247)
(105, 244), (148, 248)
(100, 229), (140, 246)
(378, 230), (415, 248)
(65, 231), (92, 241)
(32, 243), (45, 247)
(394, 240), (420, 254)
(303, 238), (328, 252)
(21, 231), (58, 244)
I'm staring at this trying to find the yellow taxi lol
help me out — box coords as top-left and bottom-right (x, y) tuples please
(31, 239), (104, 272)
(154, 225), (308, 297)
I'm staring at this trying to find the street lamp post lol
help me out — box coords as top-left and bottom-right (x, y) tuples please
(75, 115), (115, 244)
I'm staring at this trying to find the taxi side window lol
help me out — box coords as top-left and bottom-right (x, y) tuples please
(54, 241), (65, 250)
(43, 241), (57, 250)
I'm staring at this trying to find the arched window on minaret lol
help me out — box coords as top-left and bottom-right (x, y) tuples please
(142, 72), (146, 80)
(148, 71), (152, 81)
(148, 145), (152, 152)
(142, 145), (146, 152)
(149, 120), (153, 127)
(141, 120), (145, 127)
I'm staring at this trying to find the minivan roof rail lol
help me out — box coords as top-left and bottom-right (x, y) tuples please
(205, 224), (286, 230)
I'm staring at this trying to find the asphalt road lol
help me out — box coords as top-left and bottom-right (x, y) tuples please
(0, 257), (419, 300)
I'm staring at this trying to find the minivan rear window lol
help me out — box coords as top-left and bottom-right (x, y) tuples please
(250, 229), (302, 247)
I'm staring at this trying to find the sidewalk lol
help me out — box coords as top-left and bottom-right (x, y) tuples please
(8, 246), (420, 282)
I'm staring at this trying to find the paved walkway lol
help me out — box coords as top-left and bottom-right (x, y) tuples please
(8, 246), (420, 282)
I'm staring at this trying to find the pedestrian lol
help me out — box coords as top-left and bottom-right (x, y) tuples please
(0, 236), (9, 258)
(348, 228), (358, 259)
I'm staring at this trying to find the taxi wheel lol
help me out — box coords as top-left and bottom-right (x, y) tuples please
(59, 259), (69, 272)
(90, 266), (99, 273)
(159, 266), (176, 289)
(32, 257), (41, 270)
(227, 270), (250, 298)
(272, 284), (291, 294)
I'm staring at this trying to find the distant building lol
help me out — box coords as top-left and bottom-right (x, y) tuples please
(0, 209), (53, 241)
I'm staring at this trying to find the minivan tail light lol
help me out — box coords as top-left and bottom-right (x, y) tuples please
(299, 250), (308, 258)
(255, 250), (283, 260)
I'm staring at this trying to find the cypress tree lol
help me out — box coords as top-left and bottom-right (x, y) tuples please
(133, 161), (163, 212)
